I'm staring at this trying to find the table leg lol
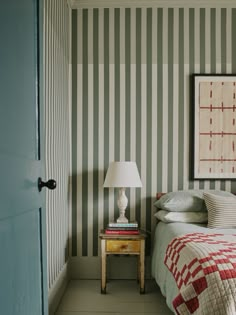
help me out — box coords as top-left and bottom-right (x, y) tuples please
(101, 239), (106, 294)
(137, 256), (140, 283)
(139, 239), (145, 294)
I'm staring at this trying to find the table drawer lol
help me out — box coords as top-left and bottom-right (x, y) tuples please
(106, 240), (140, 253)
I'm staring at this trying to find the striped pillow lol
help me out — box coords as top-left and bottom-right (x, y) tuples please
(204, 192), (236, 228)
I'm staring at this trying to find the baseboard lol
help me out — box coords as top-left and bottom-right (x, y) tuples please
(69, 256), (151, 280)
(48, 262), (69, 315)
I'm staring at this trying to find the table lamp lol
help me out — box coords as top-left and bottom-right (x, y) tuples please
(103, 161), (142, 223)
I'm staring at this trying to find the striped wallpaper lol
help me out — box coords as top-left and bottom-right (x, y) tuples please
(72, 7), (236, 258)
(44, 0), (71, 290)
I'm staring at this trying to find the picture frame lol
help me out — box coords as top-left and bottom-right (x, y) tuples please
(193, 74), (236, 179)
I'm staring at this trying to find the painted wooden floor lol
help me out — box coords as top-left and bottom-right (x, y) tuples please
(55, 279), (174, 315)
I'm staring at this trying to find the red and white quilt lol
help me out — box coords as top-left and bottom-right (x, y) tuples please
(164, 233), (236, 315)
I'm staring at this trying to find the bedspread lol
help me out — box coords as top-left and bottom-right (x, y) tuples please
(164, 233), (236, 315)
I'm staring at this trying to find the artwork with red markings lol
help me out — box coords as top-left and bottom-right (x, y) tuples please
(165, 233), (236, 315)
(194, 76), (236, 178)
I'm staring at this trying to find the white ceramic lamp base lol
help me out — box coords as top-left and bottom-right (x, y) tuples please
(116, 187), (128, 223)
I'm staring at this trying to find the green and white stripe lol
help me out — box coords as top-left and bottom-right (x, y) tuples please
(44, 0), (70, 288)
(72, 7), (236, 257)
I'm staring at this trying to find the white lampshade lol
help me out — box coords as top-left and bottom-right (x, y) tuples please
(103, 161), (142, 188)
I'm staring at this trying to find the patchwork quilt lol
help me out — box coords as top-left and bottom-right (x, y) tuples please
(164, 233), (236, 315)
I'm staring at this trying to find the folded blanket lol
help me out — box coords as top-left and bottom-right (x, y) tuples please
(164, 233), (236, 315)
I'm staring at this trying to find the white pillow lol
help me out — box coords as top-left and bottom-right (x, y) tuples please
(154, 210), (208, 224)
(154, 190), (206, 212)
(154, 190), (234, 212)
(204, 192), (236, 228)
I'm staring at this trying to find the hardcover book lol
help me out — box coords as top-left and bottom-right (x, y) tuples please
(105, 229), (140, 235)
(107, 221), (138, 228)
(106, 226), (138, 231)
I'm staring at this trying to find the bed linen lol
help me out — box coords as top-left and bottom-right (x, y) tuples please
(151, 222), (236, 314)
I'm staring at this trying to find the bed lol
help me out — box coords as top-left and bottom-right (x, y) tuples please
(151, 190), (236, 315)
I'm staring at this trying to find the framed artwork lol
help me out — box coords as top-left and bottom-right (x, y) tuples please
(194, 74), (236, 179)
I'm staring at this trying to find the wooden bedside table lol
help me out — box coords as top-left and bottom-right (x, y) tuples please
(99, 230), (147, 294)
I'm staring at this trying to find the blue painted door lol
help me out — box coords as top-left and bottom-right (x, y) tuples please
(0, 1), (48, 314)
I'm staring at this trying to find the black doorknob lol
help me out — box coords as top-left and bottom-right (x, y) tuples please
(38, 177), (57, 191)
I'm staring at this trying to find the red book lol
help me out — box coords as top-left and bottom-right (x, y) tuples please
(105, 229), (140, 235)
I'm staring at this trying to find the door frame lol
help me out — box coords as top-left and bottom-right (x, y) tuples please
(38, 0), (48, 313)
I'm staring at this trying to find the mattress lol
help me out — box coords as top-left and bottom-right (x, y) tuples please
(151, 222), (236, 313)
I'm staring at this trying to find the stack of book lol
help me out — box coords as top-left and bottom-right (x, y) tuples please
(105, 221), (139, 235)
